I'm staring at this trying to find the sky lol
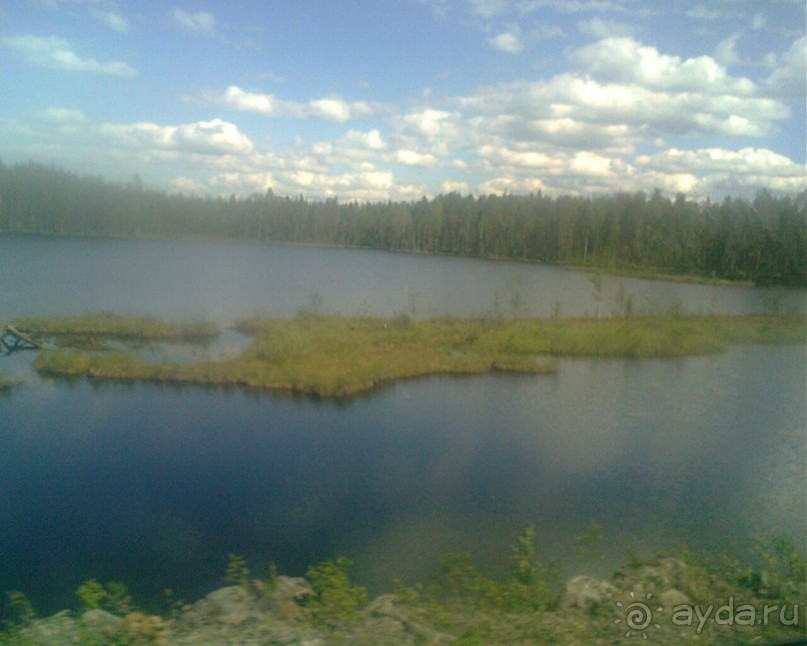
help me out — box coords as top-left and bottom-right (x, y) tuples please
(2, 0), (805, 201)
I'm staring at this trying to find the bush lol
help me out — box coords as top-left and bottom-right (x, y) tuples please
(305, 556), (367, 626)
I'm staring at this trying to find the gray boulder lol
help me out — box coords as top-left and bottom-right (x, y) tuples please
(563, 575), (619, 613)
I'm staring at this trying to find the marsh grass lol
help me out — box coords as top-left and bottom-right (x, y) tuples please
(0, 374), (21, 391)
(12, 312), (220, 343)
(32, 313), (806, 398)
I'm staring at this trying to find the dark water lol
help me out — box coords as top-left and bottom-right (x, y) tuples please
(0, 235), (805, 614)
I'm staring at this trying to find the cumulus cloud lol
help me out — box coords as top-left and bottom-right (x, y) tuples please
(221, 85), (285, 116)
(441, 179), (472, 194)
(101, 118), (253, 156)
(455, 64), (787, 146)
(340, 129), (387, 150)
(4, 35), (137, 76)
(308, 129), (389, 171)
(215, 86), (382, 122)
(637, 146), (804, 176)
(309, 98), (353, 122)
(636, 147), (807, 194)
(570, 36), (756, 95)
(172, 9), (215, 34)
(393, 149), (439, 166)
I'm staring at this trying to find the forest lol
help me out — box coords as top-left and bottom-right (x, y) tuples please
(0, 161), (804, 287)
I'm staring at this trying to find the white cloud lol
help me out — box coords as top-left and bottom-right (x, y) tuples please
(4, 35), (136, 76)
(101, 118), (254, 156)
(764, 36), (806, 100)
(517, 0), (624, 14)
(577, 17), (631, 38)
(637, 146), (804, 176)
(221, 85), (283, 116)
(341, 129), (387, 150)
(396, 108), (462, 142)
(93, 11), (129, 33)
(172, 9), (215, 34)
(685, 5), (723, 20)
(309, 98), (352, 122)
(455, 66), (787, 145)
(174, 120), (254, 155)
(636, 147), (807, 194)
(489, 29), (523, 53)
(714, 33), (741, 67)
(393, 149), (439, 166)
(470, 0), (509, 18)
(215, 86), (382, 122)
(570, 36), (756, 95)
(441, 180), (471, 194)
(37, 107), (87, 124)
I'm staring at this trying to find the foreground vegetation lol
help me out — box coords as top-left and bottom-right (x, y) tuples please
(2, 162), (805, 286)
(27, 312), (807, 398)
(2, 531), (804, 644)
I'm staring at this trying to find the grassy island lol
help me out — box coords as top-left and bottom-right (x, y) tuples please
(26, 312), (807, 398)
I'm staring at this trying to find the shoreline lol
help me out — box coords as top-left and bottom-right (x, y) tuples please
(4, 535), (805, 645)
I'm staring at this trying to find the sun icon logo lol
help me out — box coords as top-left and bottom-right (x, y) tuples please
(614, 591), (663, 639)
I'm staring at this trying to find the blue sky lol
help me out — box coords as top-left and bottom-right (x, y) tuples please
(2, 0), (805, 200)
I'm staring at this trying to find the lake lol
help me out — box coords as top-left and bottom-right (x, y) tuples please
(0, 235), (805, 614)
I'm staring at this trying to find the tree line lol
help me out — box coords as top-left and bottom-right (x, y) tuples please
(1, 161), (804, 286)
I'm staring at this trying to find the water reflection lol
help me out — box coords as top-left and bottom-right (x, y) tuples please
(1, 344), (803, 613)
(1, 236), (803, 324)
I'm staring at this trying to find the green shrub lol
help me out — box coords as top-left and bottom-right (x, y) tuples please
(76, 580), (131, 615)
(224, 553), (251, 594)
(305, 556), (367, 626)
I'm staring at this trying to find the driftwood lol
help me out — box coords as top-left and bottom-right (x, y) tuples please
(0, 325), (40, 353)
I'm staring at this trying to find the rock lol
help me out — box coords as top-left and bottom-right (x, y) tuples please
(563, 575), (619, 612)
(612, 557), (691, 595)
(265, 576), (314, 622)
(660, 588), (690, 608)
(191, 585), (261, 626)
(18, 610), (82, 644)
(81, 608), (123, 637)
(271, 576), (314, 603)
(358, 594), (453, 644)
(170, 583), (325, 645)
(120, 611), (168, 641)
